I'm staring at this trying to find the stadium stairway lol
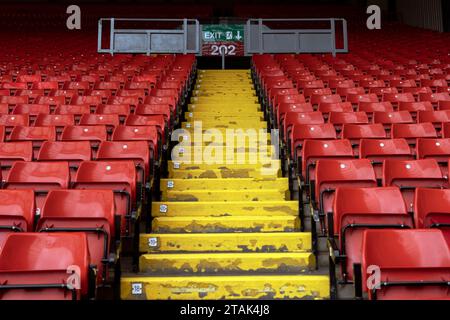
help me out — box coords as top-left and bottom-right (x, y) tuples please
(120, 69), (329, 300)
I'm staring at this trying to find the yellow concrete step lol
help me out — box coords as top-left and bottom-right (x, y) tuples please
(121, 274), (329, 300)
(186, 112), (264, 120)
(139, 232), (311, 253)
(160, 178), (289, 192)
(152, 201), (298, 217)
(167, 160), (280, 171)
(138, 252), (313, 274)
(181, 121), (267, 129)
(193, 91), (256, 97)
(152, 216), (300, 233)
(191, 97), (258, 104)
(168, 168), (281, 179)
(163, 189), (288, 202)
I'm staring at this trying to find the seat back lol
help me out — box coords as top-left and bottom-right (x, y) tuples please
(382, 159), (447, 211)
(0, 142), (33, 177)
(362, 229), (450, 300)
(38, 190), (115, 283)
(333, 187), (412, 281)
(0, 190), (35, 249)
(0, 233), (90, 299)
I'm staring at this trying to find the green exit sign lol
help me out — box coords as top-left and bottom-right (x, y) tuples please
(202, 24), (245, 56)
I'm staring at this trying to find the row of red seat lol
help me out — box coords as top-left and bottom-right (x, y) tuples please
(329, 187), (450, 300)
(0, 53), (196, 300)
(253, 52), (450, 300)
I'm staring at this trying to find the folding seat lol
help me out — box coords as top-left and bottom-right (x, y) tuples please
(8, 126), (56, 157)
(0, 233), (94, 300)
(283, 112), (325, 147)
(346, 93), (379, 105)
(31, 81), (59, 92)
(313, 159), (377, 233)
(296, 80), (324, 92)
(79, 74), (101, 84)
(134, 104), (172, 127)
(0, 190), (35, 249)
(0, 82), (28, 92)
(73, 161), (137, 236)
(61, 125), (107, 150)
(391, 123), (437, 150)
(438, 87), (450, 95)
(97, 141), (151, 188)
(34, 95), (66, 107)
(17, 74), (41, 84)
(0, 141), (33, 177)
(49, 89), (78, 104)
(95, 104), (131, 122)
(290, 123), (337, 166)
(373, 111), (414, 133)
(341, 124), (387, 156)
(369, 87), (399, 98)
(126, 81), (156, 93)
(419, 92), (450, 105)
(85, 89), (112, 103)
(303, 88), (332, 99)
(0, 96), (29, 106)
(131, 75), (157, 85)
(47, 75), (71, 86)
(16, 89), (45, 102)
(143, 96), (176, 114)
(357, 102), (394, 121)
(105, 75), (127, 84)
(389, 79), (417, 90)
(124, 115), (165, 145)
(12, 104), (50, 122)
(382, 159), (447, 212)
(79, 114), (120, 132)
(317, 102), (353, 115)
(336, 87), (365, 98)
(34, 114), (75, 131)
(37, 190), (119, 284)
(0, 115), (29, 132)
(301, 139), (354, 198)
(111, 126), (159, 163)
(3, 161), (70, 212)
(329, 112), (369, 135)
(383, 93), (416, 106)
(417, 110), (450, 131)
(54, 104), (91, 121)
(310, 94), (342, 106)
(276, 103), (314, 128)
(360, 229), (450, 300)
(328, 80), (355, 91)
(64, 81), (91, 93)
(414, 188), (450, 247)
(328, 187), (413, 297)
(116, 89), (146, 99)
(416, 138), (450, 175)
(398, 101), (434, 119)
(359, 80), (386, 89)
(71, 95), (102, 108)
(37, 141), (92, 179)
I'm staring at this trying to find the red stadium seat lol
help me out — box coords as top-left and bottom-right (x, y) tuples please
(391, 123), (438, 148)
(341, 124), (387, 155)
(313, 159), (377, 233)
(111, 126), (159, 162)
(359, 139), (413, 179)
(0, 233), (93, 300)
(97, 141), (151, 185)
(373, 111), (414, 131)
(417, 110), (450, 130)
(37, 141), (92, 179)
(37, 190), (118, 284)
(61, 125), (107, 150)
(383, 93), (415, 105)
(0, 190), (35, 249)
(416, 138), (450, 175)
(73, 161), (137, 235)
(8, 126), (56, 157)
(34, 114), (75, 132)
(0, 115), (29, 129)
(79, 114), (120, 131)
(346, 93), (378, 105)
(329, 187), (412, 294)
(4, 161), (69, 212)
(289, 123), (336, 161)
(95, 104), (131, 119)
(0, 141), (33, 177)
(414, 188), (450, 247)
(382, 159), (447, 211)
(361, 229), (450, 300)
(357, 102), (394, 113)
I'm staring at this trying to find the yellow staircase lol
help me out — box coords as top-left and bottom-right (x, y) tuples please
(121, 69), (329, 300)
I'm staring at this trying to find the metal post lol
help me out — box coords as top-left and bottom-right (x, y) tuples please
(330, 19), (336, 57)
(220, 46), (226, 70)
(97, 19), (103, 52)
(110, 18), (115, 56)
(183, 18), (188, 54)
(258, 19), (263, 54)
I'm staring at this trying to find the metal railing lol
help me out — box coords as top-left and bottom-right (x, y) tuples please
(97, 18), (200, 55)
(245, 18), (348, 56)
